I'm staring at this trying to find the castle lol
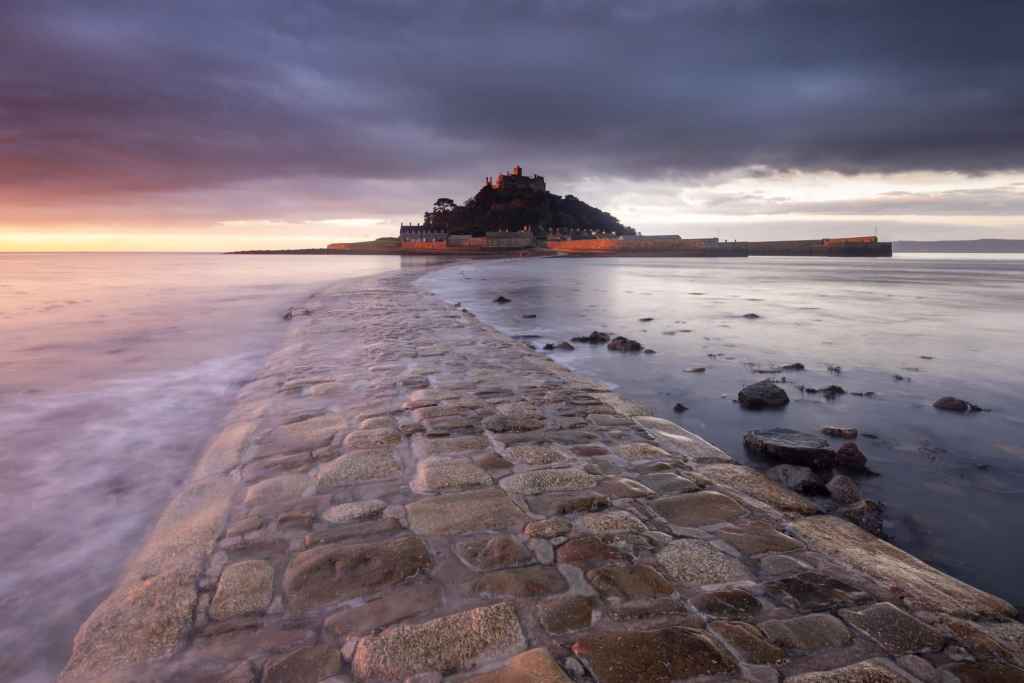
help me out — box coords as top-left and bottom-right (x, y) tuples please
(485, 164), (546, 193)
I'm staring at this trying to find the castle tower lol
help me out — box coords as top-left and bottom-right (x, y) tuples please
(512, 164), (522, 176)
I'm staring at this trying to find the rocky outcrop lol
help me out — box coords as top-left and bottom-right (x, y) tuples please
(738, 380), (790, 408)
(606, 336), (643, 352)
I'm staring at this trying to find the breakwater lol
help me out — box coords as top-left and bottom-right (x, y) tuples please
(61, 268), (1023, 682)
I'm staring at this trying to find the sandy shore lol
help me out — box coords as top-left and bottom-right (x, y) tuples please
(60, 268), (1023, 682)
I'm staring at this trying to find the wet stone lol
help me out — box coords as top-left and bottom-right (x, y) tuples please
(572, 444), (610, 457)
(766, 572), (870, 612)
(571, 627), (738, 683)
(472, 566), (568, 598)
(283, 535), (431, 612)
(465, 647), (572, 683)
(641, 472), (701, 495)
(524, 517), (572, 539)
(597, 477), (656, 498)
(556, 536), (631, 566)
(482, 414), (546, 432)
(499, 468), (598, 495)
(693, 588), (761, 619)
(827, 474), (862, 504)
(411, 456), (492, 493)
(657, 538), (752, 585)
(576, 510), (648, 535)
(315, 449), (401, 490)
(503, 444), (565, 466)
(700, 463), (819, 515)
(785, 659), (913, 682)
(586, 564), (674, 601)
(761, 613), (852, 651)
(406, 488), (528, 535)
(322, 499), (386, 524)
(839, 602), (945, 654)
(263, 645), (341, 683)
(616, 442), (673, 461)
(526, 491), (610, 515)
(342, 427), (401, 450)
(416, 434), (492, 457)
(744, 428), (836, 469)
(718, 525), (804, 555)
(351, 602), (526, 680)
(653, 491), (746, 528)
(759, 554), (811, 577)
(324, 581), (443, 637)
(457, 535), (534, 571)
(210, 560), (275, 621)
(537, 595), (593, 634)
(709, 621), (784, 664)
(944, 662), (1024, 683)
(304, 517), (402, 547)
(244, 473), (309, 507)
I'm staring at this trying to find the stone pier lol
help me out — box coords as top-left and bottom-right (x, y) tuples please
(60, 269), (1024, 682)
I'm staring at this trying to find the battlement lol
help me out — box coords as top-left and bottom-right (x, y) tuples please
(485, 163), (546, 192)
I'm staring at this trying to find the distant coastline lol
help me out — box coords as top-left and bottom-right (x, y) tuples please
(895, 238), (1024, 253)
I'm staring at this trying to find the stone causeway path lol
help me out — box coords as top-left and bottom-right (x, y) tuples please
(61, 270), (1024, 682)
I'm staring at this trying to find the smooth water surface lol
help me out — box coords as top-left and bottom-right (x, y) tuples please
(0, 253), (402, 683)
(423, 254), (1024, 610)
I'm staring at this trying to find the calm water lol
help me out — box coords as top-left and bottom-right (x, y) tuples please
(423, 254), (1024, 610)
(0, 253), (403, 683)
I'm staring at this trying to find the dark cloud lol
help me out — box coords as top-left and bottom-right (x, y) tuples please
(2, 0), (1023, 215)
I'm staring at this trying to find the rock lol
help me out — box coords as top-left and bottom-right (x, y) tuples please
(210, 560), (274, 620)
(709, 621), (784, 664)
(466, 648), (572, 683)
(526, 491), (610, 516)
(767, 464), (828, 495)
(571, 628), (737, 683)
(524, 517), (572, 539)
(657, 539), (752, 585)
(543, 341), (575, 351)
(838, 602), (945, 654)
(738, 380), (790, 409)
(586, 565), (674, 601)
(499, 468), (597, 495)
(607, 336), (644, 352)
(322, 500), (387, 524)
(482, 414), (545, 432)
(780, 362), (805, 371)
(743, 428), (836, 469)
(806, 384), (846, 399)
(263, 645), (340, 683)
(639, 317), (655, 322)
(316, 449), (401, 490)
(576, 510), (648, 535)
(760, 613), (852, 650)
(504, 444), (565, 466)
(788, 516), (1016, 617)
(673, 402), (688, 413)
(934, 396), (983, 412)
(244, 473), (309, 506)
(641, 472), (701, 495)
(717, 525), (804, 555)
(282, 306), (311, 320)
(571, 330), (611, 344)
(283, 535), (432, 611)
(742, 313), (761, 319)
(838, 499), (885, 536)
(785, 660), (910, 682)
(826, 474), (861, 504)
(342, 427), (402, 450)
(945, 662), (1024, 683)
(653, 491), (746, 527)
(522, 314), (537, 319)
(473, 566), (568, 597)
(765, 571), (869, 612)
(598, 477), (656, 499)
(406, 488), (527, 535)
(411, 457), (492, 493)
(556, 536), (631, 566)
(325, 581), (443, 637)
(835, 442), (868, 470)
(693, 588), (761, 619)
(615, 442), (672, 461)
(643, 348), (656, 354)
(351, 602), (526, 680)
(494, 296), (511, 304)
(456, 535), (534, 571)
(822, 426), (858, 439)
(537, 595), (593, 634)
(684, 366), (706, 373)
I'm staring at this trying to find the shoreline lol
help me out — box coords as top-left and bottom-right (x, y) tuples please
(61, 266), (1023, 682)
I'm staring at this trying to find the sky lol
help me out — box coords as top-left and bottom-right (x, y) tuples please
(2, 0), (1024, 251)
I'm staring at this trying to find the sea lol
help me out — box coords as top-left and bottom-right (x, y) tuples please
(0, 251), (1021, 680)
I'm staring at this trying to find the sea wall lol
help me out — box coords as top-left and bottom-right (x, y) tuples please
(60, 268), (1023, 682)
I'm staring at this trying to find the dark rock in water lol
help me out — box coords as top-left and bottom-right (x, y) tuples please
(835, 442), (868, 470)
(822, 426), (858, 439)
(920, 355), (934, 360)
(738, 380), (790, 409)
(494, 295), (511, 304)
(806, 384), (845, 400)
(742, 313), (761, 319)
(780, 362), (805, 371)
(572, 331), (611, 344)
(638, 317), (654, 322)
(827, 365), (842, 374)
(744, 428), (836, 469)
(826, 474), (861, 504)
(933, 396), (983, 413)
(673, 403), (688, 413)
(643, 348), (656, 354)
(522, 314), (537, 319)
(607, 336), (644, 352)
(892, 373), (909, 382)
(283, 306), (311, 320)
(767, 464), (828, 495)
(850, 391), (876, 397)
(838, 499), (885, 536)
(543, 341), (575, 351)
(684, 367), (706, 373)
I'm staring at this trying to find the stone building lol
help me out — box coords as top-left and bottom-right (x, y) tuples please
(485, 164), (546, 193)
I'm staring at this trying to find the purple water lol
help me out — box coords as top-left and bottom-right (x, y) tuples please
(422, 253), (1024, 611)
